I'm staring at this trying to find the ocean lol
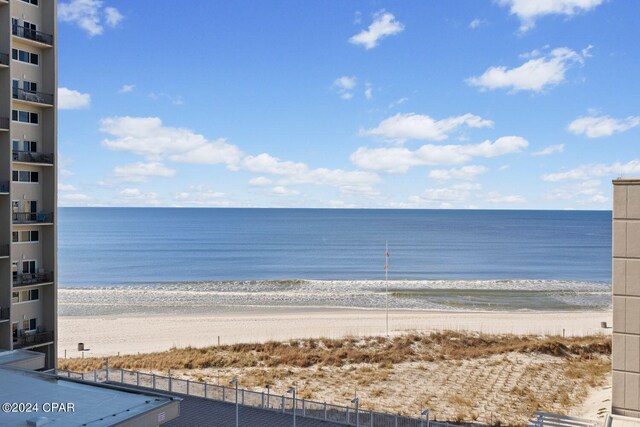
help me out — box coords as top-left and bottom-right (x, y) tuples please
(58, 208), (612, 314)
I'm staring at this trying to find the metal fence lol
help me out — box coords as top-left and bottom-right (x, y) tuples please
(56, 367), (428, 427)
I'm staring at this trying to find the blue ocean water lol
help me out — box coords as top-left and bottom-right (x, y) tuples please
(58, 208), (612, 313)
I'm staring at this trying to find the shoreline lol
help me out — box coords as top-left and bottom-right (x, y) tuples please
(58, 307), (612, 358)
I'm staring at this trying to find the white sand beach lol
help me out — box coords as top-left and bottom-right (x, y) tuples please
(57, 308), (612, 357)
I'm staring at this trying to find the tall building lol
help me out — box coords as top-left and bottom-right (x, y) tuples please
(613, 179), (640, 416)
(0, 0), (57, 369)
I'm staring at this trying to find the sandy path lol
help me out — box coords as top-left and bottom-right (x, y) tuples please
(57, 308), (612, 357)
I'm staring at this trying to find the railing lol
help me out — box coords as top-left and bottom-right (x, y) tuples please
(56, 367), (427, 427)
(0, 52), (8, 66)
(0, 182), (8, 193)
(12, 25), (53, 46)
(13, 87), (54, 106)
(0, 307), (9, 321)
(12, 212), (54, 224)
(0, 117), (8, 130)
(13, 271), (54, 287)
(14, 331), (54, 349)
(13, 151), (54, 164)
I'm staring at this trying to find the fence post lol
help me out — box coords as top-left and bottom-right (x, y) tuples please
(324, 402), (327, 420)
(395, 414), (398, 427)
(121, 369), (124, 384)
(223, 385), (226, 402)
(169, 375), (172, 392)
(347, 406), (350, 424)
(282, 395), (285, 413)
(137, 371), (140, 387)
(106, 358), (109, 382)
(152, 373), (156, 389)
(302, 399), (306, 416)
(204, 384), (208, 399)
(370, 410), (373, 427)
(94, 370), (97, 382)
(261, 391), (264, 409)
(187, 379), (190, 395)
(242, 388), (245, 405)
(81, 372), (84, 381)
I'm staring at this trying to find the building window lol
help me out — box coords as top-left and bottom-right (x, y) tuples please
(11, 49), (39, 65)
(12, 232), (18, 243)
(19, 0), (39, 5)
(13, 140), (37, 153)
(12, 170), (39, 183)
(17, 289), (39, 303)
(12, 109), (39, 125)
(12, 292), (19, 304)
(14, 230), (39, 242)
(22, 318), (37, 332)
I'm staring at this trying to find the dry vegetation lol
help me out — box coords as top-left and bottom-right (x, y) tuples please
(59, 331), (611, 426)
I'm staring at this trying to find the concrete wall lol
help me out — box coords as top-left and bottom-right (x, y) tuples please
(613, 179), (640, 416)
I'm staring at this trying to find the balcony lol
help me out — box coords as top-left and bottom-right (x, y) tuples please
(13, 271), (54, 287)
(13, 87), (54, 106)
(12, 25), (53, 47)
(0, 181), (8, 194)
(14, 331), (54, 349)
(0, 307), (9, 322)
(13, 151), (54, 165)
(12, 212), (54, 224)
(0, 52), (8, 67)
(0, 117), (8, 131)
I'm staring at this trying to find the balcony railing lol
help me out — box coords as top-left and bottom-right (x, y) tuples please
(13, 87), (54, 106)
(0, 52), (8, 66)
(12, 212), (54, 224)
(13, 151), (54, 164)
(12, 25), (53, 46)
(14, 331), (54, 349)
(0, 307), (9, 321)
(0, 181), (8, 193)
(0, 117), (8, 130)
(13, 271), (54, 287)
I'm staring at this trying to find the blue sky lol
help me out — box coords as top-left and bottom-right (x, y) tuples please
(56, 0), (640, 209)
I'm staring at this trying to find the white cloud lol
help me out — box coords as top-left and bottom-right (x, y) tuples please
(118, 84), (135, 94)
(242, 153), (380, 189)
(467, 47), (589, 93)
(497, 0), (604, 32)
(484, 192), (526, 203)
(113, 162), (176, 182)
(58, 184), (77, 192)
(388, 98), (408, 110)
(58, 155), (75, 178)
(568, 115), (640, 138)
(249, 177), (273, 186)
(59, 0), (124, 37)
(349, 10), (404, 49)
(364, 83), (373, 100)
(100, 117), (244, 166)
(333, 76), (357, 100)
(546, 179), (603, 200)
(149, 92), (184, 106)
(542, 160), (640, 181)
(270, 186), (301, 197)
(469, 18), (487, 29)
(351, 136), (528, 173)
(532, 144), (565, 156)
(172, 185), (231, 207)
(365, 113), (494, 142)
(429, 165), (488, 181)
(58, 87), (91, 110)
(118, 188), (160, 206)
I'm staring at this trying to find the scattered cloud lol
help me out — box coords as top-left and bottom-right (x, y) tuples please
(532, 144), (565, 156)
(364, 83), (373, 100)
(112, 162), (176, 182)
(58, 184), (78, 192)
(484, 192), (526, 203)
(118, 84), (135, 94)
(467, 46), (590, 93)
(351, 136), (528, 173)
(59, 0), (124, 37)
(333, 76), (357, 100)
(497, 0), (605, 32)
(388, 98), (408, 110)
(248, 177), (273, 187)
(364, 113), (494, 143)
(349, 10), (404, 49)
(429, 165), (489, 181)
(59, 193), (91, 206)
(542, 160), (640, 181)
(568, 114), (640, 138)
(149, 92), (184, 106)
(58, 87), (91, 110)
(469, 18), (487, 29)
(173, 185), (231, 207)
(118, 188), (160, 206)
(100, 117), (244, 166)
(270, 186), (301, 197)
(545, 179), (606, 204)
(58, 155), (75, 178)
